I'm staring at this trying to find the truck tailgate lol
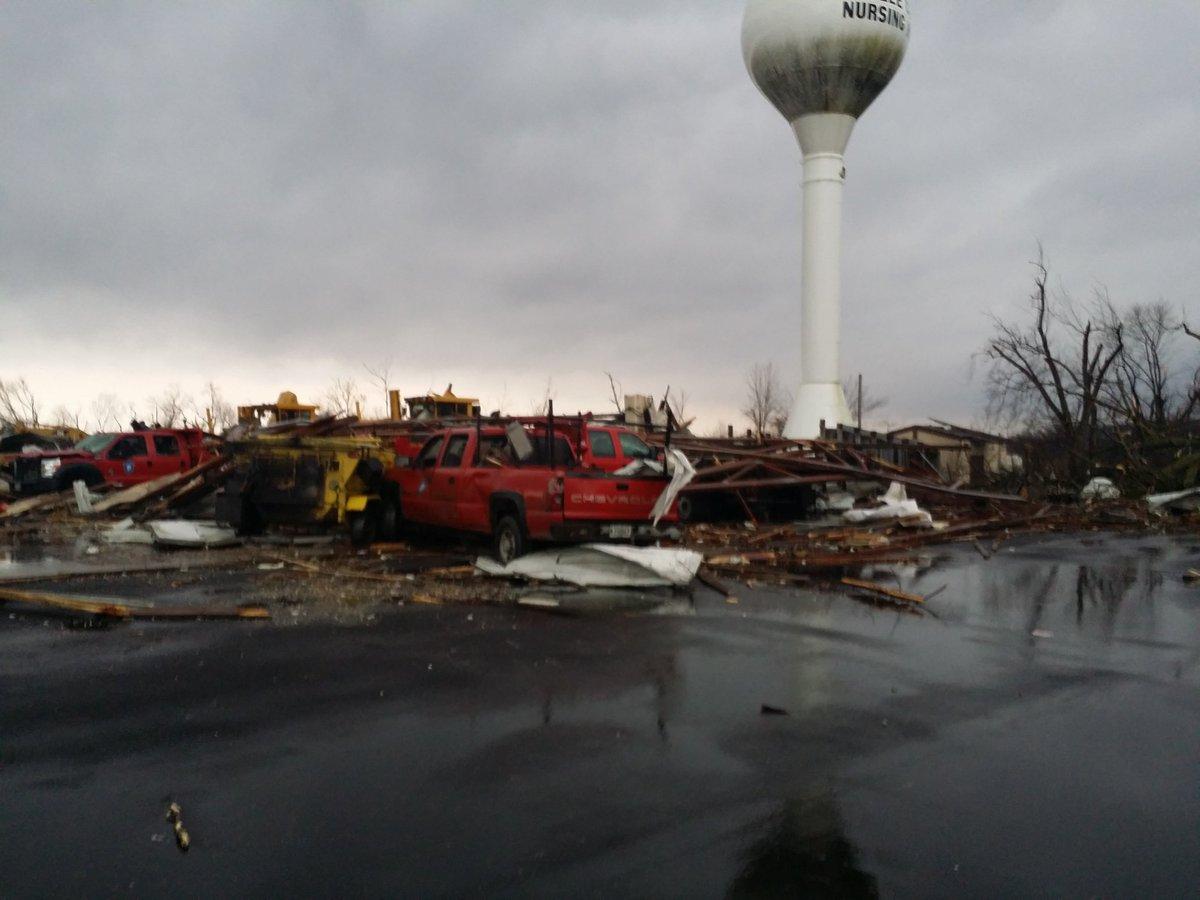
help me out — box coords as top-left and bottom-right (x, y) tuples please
(561, 473), (667, 523)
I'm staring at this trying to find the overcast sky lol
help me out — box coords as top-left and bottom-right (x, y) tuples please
(3, 1), (1198, 432)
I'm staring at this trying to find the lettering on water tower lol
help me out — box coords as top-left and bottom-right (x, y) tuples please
(842, 0), (908, 33)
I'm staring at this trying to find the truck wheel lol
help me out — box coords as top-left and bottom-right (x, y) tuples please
(350, 510), (377, 547)
(493, 515), (525, 564)
(238, 497), (266, 536)
(55, 465), (102, 492)
(676, 495), (695, 523)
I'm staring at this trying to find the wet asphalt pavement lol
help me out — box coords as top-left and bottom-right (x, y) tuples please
(2, 533), (1198, 897)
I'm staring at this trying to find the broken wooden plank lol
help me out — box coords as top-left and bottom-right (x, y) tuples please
(135, 460), (237, 521)
(695, 567), (737, 600)
(839, 577), (924, 605)
(260, 553), (402, 583)
(419, 565), (476, 578)
(0, 550), (271, 584)
(0, 585), (270, 620)
(89, 457), (226, 515)
(687, 458), (758, 481)
(704, 551), (777, 566)
(88, 473), (190, 514)
(682, 475), (847, 492)
(408, 593), (445, 605)
(745, 524), (803, 545)
(789, 551), (920, 568)
(0, 491), (70, 520)
(734, 491), (758, 525)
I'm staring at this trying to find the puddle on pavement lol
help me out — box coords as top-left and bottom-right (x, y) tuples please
(1, 533), (1196, 896)
(0, 538), (144, 581)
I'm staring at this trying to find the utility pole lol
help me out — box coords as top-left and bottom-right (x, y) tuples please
(856, 373), (863, 432)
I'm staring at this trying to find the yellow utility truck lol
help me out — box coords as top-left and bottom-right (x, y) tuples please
(216, 434), (397, 545)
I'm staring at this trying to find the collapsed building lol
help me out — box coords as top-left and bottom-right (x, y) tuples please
(887, 421), (1023, 486)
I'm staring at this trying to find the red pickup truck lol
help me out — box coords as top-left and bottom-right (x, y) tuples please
(11, 429), (214, 494)
(384, 423), (677, 561)
(391, 423), (659, 473)
(576, 424), (659, 472)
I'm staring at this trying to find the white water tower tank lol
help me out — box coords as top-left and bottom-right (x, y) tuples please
(743, 0), (911, 438)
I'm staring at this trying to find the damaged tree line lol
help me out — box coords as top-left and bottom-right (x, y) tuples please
(984, 247), (1200, 496)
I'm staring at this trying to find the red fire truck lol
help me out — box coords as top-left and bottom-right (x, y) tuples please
(11, 428), (214, 494)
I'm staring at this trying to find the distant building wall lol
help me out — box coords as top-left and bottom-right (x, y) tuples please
(888, 424), (1021, 486)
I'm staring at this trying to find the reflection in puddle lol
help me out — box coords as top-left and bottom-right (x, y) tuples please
(974, 542), (1174, 643)
(729, 796), (877, 898)
(0, 543), (57, 567)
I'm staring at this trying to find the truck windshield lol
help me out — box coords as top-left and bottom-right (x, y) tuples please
(76, 433), (116, 453)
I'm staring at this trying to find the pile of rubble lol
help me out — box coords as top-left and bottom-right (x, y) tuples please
(4, 420), (1198, 624)
(652, 435), (1028, 518)
(1, 456), (233, 538)
(676, 489), (1196, 608)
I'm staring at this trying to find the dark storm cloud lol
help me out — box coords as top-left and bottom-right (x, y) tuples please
(2, 1), (1198, 427)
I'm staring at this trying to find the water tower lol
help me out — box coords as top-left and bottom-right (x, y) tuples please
(743, 0), (910, 438)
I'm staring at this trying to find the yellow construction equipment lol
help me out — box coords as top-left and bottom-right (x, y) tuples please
(216, 434), (397, 545)
(404, 384), (480, 420)
(236, 391), (320, 428)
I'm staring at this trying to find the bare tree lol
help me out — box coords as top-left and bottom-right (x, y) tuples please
(1180, 317), (1200, 417)
(742, 363), (788, 439)
(51, 404), (84, 431)
(324, 377), (365, 418)
(842, 376), (887, 425)
(768, 387), (792, 438)
(531, 377), (556, 416)
(604, 372), (624, 415)
(148, 385), (189, 427)
(983, 250), (1124, 483)
(90, 393), (123, 431)
(666, 386), (694, 430)
(195, 381), (236, 433)
(1103, 301), (1197, 434)
(362, 358), (394, 418)
(493, 382), (510, 417)
(0, 377), (39, 427)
